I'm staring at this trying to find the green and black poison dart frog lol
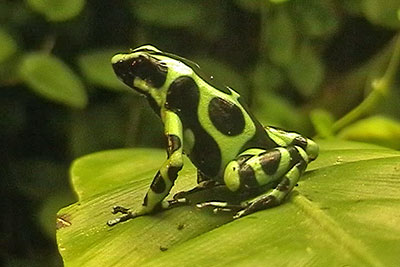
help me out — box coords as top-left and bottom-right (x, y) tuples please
(107, 45), (319, 226)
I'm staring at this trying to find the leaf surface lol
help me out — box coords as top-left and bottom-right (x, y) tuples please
(57, 141), (400, 266)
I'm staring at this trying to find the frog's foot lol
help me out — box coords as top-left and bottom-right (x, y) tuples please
(196, 195), (280, 219)
(233, 160), (307, 219)
(107, 199), (189, 227)
(166, 197), (190, 208)
(173, 180), (220, 200)
(233, 195), (279, 219)
(196, 201), (246, 214)
(107, 204), (148, 226)
(107, 207), (139, 227)
(111, 205), (130, 215)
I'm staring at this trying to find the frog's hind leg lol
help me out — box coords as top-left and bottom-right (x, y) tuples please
(234, 160), (306, 218)
(197, 146), (309, 218)
(173, 170), (222, 200)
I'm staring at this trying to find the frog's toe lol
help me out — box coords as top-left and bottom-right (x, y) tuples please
(111, 205), (130, 214)
(212, 207), (235, 213)
(167, 197), (190, 208)
(172, 191), (188, 200)
(233, 209), (247, 219)
(107, 211), (139, 226)
(196, 201), (244, 211)
(196, 201), (226, 209)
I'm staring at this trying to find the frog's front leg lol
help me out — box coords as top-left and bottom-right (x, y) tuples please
(198, 145), (309, 218)
(107, 111), (185, 226)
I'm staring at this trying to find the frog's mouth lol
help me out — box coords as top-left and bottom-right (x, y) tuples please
(111, 54), (167, 92)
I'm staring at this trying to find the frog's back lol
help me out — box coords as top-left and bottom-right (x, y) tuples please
(165, 74), (277, 179)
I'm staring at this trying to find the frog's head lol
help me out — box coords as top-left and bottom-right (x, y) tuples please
(111, 45), (169, 95)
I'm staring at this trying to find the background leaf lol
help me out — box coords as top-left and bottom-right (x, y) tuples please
(292, 0), (339, 38)
(57, 141), (400, 266)
(286, 42), (324, 97)
(265, 7), (296, 67)
(0, 28), (17, 63)
(362, 0), (400, 29)
(310, 109), (335, 138)
(78, 49), (128, 91)
(338, 115), (400, 149)
(253, 91), (306, 130)
(26, 0), (86, 21)
(19, 53), (87, 108)
(131, 0), (203, 28)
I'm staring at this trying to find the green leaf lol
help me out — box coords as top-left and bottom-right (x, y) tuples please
(252, 62), (284, 91)
(266, 7), (296, 66)
(234, 0), (263, 13)
(338, 116), (400, 149)
(19, 53), (87, 108)
(78, 49), (129, 92)
(0, 28), (17, 63)
(131, 0), (203, 28)
(310, 108), (335, 138)
(270, 0), (289, 3)
(286, 42), (324, 97)
(362, 0), (400, 29)
(340, 0), (363, 16)
(292, 0), (339, 37)
(252, 91), (306, 130)
(236, 0), (289, 13)
(26, 0), (85, 21)
(57, 141), (400, 266)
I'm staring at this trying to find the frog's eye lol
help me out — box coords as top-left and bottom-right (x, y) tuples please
(131, 55), (155, 79)
(112, 55), (167, 89)
(134, 56), (168, 88)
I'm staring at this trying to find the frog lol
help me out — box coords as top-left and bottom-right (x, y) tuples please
(107, 45), (319, 226)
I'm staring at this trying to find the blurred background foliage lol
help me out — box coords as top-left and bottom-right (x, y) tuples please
(1, 0), (399, 265)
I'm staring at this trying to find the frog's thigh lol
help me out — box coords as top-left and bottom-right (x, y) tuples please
(223, 145), (308, 214)
(224, 147), (289, 192)
(234, 160), (306, 218)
